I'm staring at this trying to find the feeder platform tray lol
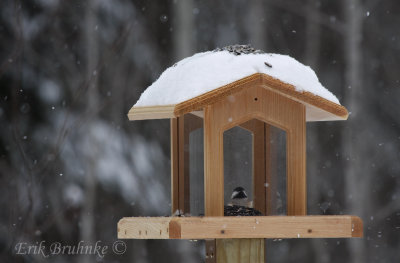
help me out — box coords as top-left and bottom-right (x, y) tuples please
(118, 215), (362, 240)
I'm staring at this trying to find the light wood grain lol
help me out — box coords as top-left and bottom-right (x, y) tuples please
(217, 239), (264, 263)
(286, 99), (306, 215)
(204, 105), (224, 216)
(174, 73), (348, 121)
(128, 74), (348, 122)
(118, 217), (171, 239)
(203, 85), (306, 216)
(170, 118), (179, 214)
(171, 216), (362, 239)
(118, 216), (363, 239)
(128, 105), (175, 120)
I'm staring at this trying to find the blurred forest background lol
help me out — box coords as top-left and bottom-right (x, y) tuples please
(1, 0), (400, 262)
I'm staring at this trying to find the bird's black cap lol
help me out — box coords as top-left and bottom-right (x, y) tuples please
(233, 186), (245, 192)
(231, 187), (248, 199)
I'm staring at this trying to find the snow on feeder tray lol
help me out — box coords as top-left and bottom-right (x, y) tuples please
(118, 45), (363, 263)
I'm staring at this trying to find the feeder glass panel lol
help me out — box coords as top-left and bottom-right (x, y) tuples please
(189, 127), (204, 216)
(223, 126), (253, 206)
(222, 118), (287, 216)
(267, 125), (286, 215)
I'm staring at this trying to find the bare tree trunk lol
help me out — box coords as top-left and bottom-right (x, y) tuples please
(304, 1), (321, 69)
(172, 0), (195, 60)
(86, 0), (100, 112)
(342, 1), (367, 262)
(246, 0), (267, 49)
(303, 2), (331, 262)
(171, 2), (201, 262)
(80, 1), (99, 262)
(243, 2), (269, 261)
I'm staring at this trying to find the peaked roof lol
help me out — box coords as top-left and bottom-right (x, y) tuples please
(128, 48), (348, 121)
(128, 73), (348, 121)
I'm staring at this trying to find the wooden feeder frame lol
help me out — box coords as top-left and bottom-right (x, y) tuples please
(119, 73), (362, 262)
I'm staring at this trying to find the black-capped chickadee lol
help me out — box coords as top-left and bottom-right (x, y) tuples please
(225, 186), (262, 216)
(230, 186), (249, 207)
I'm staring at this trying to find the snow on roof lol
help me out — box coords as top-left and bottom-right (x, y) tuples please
(134, 47), (340, 107)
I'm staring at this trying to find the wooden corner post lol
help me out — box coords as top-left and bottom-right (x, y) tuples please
(171, 117), (180, 214)
(204, 105), (224, 217)
(286, 103), (306, 216)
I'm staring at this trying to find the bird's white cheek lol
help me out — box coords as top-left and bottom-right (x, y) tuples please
(231, 191), (239, 199)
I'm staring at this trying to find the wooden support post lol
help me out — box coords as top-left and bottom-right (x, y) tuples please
(171, 118), (180, 214)
(286, 106), (306, 216)
(204, 105), (225, 217)
(217, 239), (264, 263)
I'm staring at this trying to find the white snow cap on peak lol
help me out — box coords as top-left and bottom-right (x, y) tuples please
(134, 45), (340, 107)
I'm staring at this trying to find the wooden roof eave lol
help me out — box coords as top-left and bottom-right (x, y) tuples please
(260, 74), (348, 121)
(127, 73), (348, 121)
(127, 104), (176, 121)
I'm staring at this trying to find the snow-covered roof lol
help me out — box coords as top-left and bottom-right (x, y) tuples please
(128, 46), (348, 121)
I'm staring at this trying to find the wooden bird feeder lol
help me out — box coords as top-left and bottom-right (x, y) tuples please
(118, 50), (363, 262)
